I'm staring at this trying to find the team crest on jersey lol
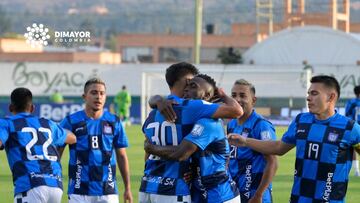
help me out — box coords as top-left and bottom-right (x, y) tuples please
(328, 132), (338, 142)
(191, 124), (204, 136)
(103, 124), (113, 134)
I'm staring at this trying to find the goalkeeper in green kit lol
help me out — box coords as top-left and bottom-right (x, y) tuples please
(114, 85), (132, 126)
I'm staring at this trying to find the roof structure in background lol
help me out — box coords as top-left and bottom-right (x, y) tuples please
(243, 26), (360, 65)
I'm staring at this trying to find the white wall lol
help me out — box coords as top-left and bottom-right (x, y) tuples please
(0, 62), (358, 98)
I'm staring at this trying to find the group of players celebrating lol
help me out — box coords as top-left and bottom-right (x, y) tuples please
(140, 62), (360, 203)
(0, 62), (359, 203)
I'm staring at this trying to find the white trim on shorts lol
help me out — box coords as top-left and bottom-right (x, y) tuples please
(139, 192), (191, 203)
(14, 186), (63, 203)
(224, 195), (241, 203)
(68, 194), (119, 203)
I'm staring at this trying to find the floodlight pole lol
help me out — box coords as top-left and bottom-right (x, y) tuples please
(194, 0), (203, 64)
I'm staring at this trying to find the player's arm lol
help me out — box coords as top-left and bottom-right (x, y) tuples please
(144, 152), (150, 161)
(228, 134), (294, 155)
(350, 122), (360, 155)
(115, 148), (133, 203)
(64, 130), (76, 144)
(148, 95), (177, 122)
(143, 137), (150, 161)
(211, 88), (243, 119)
(57, 147), (65, 159)
(229, 118), (297, 155)
(57, 130), (75, 159)
(0, 121), (9, 150)
(355, 145), (360, 155)
(250, 154), (278, 202)
(250, 123), (279, 202)
(144, 139), (198, 161)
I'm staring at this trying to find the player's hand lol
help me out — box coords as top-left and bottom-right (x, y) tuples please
(144, 139), (153, 154)
(157, 99), (178, 122)
(216, 87), (226, 98)
(227, 133), (246, 147)
(123, 188), (133, 203)
(248, 193), (262, 203)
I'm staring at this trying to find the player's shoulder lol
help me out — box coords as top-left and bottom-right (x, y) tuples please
(102, 111), (120, 123)
(182, 98), (214, 107)
(196, 117), (217, 125)
(195, 118), (222, 133)
(331, 113), (355, 129)
(346, 98), (356, 104)
(66, 110), (85, 121)
(294, 112), (314, 123)
(38, 116), (55, 125)
(251, 111), (272, 126)
(0, 117), (10, 124)
(145, 109), (157, 123)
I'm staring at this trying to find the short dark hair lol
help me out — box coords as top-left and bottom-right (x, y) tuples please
(196, 74), (217, 91)
(234, 79), (256, 95)
(354, 85), (360, 96)
(11, 87), (33, 112)
(84, 78), (106, 93)
(310, 75), (340, 99)
(165, 62), (199, 88)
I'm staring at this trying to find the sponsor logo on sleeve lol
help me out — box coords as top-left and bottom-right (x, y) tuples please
(191, 124), (204, 136)
(261, 131), (271, 140)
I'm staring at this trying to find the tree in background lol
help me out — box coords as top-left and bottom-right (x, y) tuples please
(105, 23), (118, 52)
(217, 47), (243, 64)
(0, 6), (11, 36)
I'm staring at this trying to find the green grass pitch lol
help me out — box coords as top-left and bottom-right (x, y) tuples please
(0, 125), (359, 202)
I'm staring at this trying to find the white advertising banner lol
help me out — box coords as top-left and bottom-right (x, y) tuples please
(0, 62), (358, 98)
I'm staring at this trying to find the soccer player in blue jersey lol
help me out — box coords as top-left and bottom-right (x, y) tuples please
(228, 75), (360, 203)
(144, 74), (240, 203)
(0, 87), (76, 203)
(58, 78), (132, 203)
(227, 79), (278, 203)
(345, 85), (360, 176)
(139, 62), (243, 203)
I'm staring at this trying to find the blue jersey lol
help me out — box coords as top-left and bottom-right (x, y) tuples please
(140, 94), (219, 196)
(185, 118), (239, 203)
(282, 112), (360, 203)
(345, 98), (360, 123)
(60, 110), (128, 196)
(227, 110), (276, 203)
(0, 113), (67, 196)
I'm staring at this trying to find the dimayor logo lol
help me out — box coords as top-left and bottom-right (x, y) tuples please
(24, 23), (91, 47)
(54, 30), (91, 43)
(24, 23), (50, 47)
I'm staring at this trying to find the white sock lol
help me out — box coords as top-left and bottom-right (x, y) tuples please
(353, 160), (360, 172)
